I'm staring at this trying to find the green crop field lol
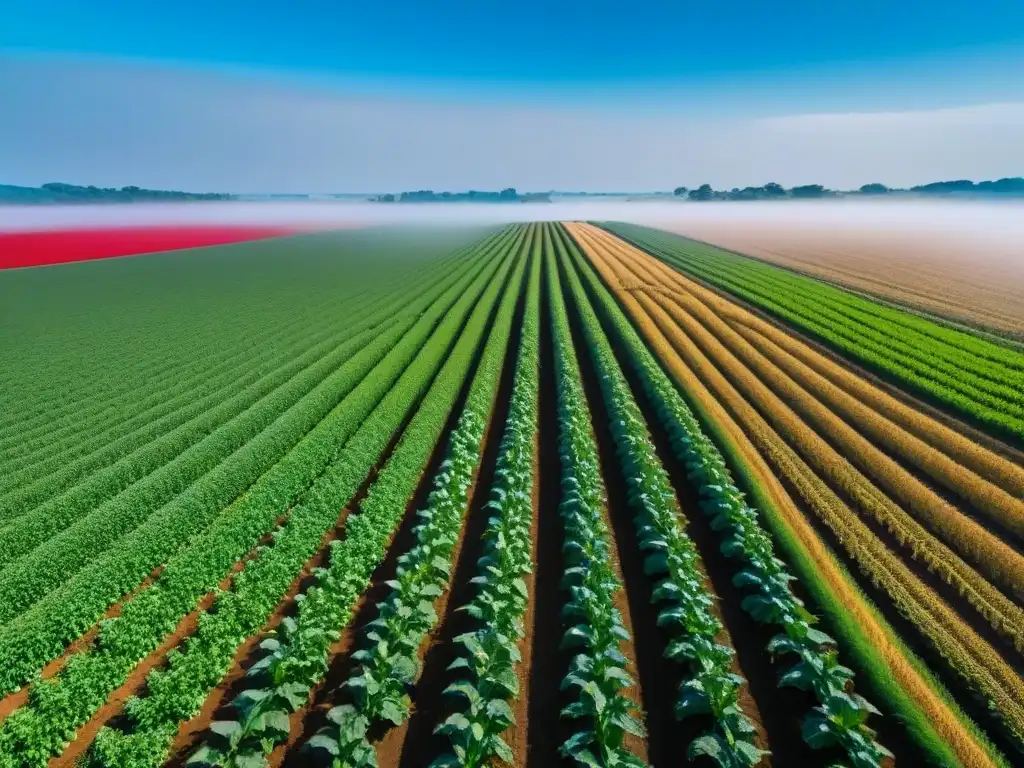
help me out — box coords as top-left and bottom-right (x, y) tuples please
(1, 223), (1021, 768)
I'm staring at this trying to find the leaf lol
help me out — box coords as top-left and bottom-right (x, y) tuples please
(208, 720), (242, 749)
(486, 698), (515, 727)
(688, 734), (725, 762)
(801, 713), (838, 750)
(611, 710), (645, 738)
(492, 734), (515, 764)
(643, 552), (669, 576)
(303, 733), (339, 757)
(378, 696), (409, 726)
(560, 729), (596, 755)
(436, 712), (472, 737)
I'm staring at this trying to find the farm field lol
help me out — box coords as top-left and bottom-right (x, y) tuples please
(0, 226), (312, 269)
(0, 220), (1021, 768)
(654, 219), (1024, 340)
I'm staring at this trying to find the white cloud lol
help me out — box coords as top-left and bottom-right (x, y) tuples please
(1, 55), (1022, 192)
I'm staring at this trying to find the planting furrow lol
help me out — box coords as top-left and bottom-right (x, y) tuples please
(615, 225), (1024, 385)
(605, 225), (1024, 441)
(583, 227), (1024, 639)
(578, 225), (1024, 751)
(176, 228), (531, 768)
(0, 228), (525, 768)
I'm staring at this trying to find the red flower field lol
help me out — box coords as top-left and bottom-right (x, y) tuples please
(0, 225), (299, 269)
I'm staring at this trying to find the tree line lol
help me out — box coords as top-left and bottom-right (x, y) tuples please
(673, 177), (1024, 201)
(0, 183), (232, 204)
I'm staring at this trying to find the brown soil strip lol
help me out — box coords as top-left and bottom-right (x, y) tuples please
(508, 445), (540, 768)
(524, 277), (571, 768)
(162, 487), (378, 768)
(166, 374), (444, 765)
(393, 271), (526, 768)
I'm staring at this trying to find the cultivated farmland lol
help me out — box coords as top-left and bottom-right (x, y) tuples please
(0, 221), (1021, 768)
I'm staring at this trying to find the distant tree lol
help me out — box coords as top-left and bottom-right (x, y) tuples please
(688, 183), (714, 201)
(790, 184), (827, 198)
(673, 186), (688, 197)
(911, 180), (975, 194)
(860, 183), (889, 194)
(762, 182), (786, 197)
(499, 187), (518, 199)
(976, 177), (1024, 194)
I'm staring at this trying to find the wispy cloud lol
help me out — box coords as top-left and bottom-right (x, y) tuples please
(2, 55), (1022, 192)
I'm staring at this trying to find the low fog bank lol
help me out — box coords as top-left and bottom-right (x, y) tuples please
(2, 198), (1023, 249)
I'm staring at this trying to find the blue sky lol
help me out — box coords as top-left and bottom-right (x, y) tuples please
(1, 0), (1022, 191)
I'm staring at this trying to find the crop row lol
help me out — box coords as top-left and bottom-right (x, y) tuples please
(0, 238), (477, 499)
(718, 317), (1024, 500)
(605, 248), (1024, 622)
(578, 225), (1024, 748)
(0, 270), (349, 448)
(567, 223), (898, 766)
(0, 229), (517, 699)
(0, 318), (392, 557)
(569, 223), (1007, 768)
(0, 281), (370, 476)
(430, 234), (542, 767)
(607, 224), (1024, 388)
(656, 287), (1024, 627)
(545, 228), (646, 768)
(0, 227), (496, 454)
(0, 226), (491, 423)
(0, 233), (490, 543)
(90, 228), (528, 768)
(0, 310), (362, 503)
(0, 236), (510, 634)
(655, 276), (1024, 546)
(555, 226), (772, 767)
(181, 227), (532, 768)
(297, 232), (530, 768)
(0, 226), (526, 768)
(604, 224), (1024, 440)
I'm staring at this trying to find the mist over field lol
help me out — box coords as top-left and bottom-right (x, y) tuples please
(2, 198), (1022, 256)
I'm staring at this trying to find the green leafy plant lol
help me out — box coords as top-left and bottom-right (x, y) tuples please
(546, 230), (647, 768)
(432, 238), (541, 768)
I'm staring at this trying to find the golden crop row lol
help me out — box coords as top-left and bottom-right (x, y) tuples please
(564, 221), (1008, 768)
(718, 310), (1024, 499)
(578, 224), (1024, 628)
(664, 264), (1024, 534)
(580, 226), (1024, 733)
